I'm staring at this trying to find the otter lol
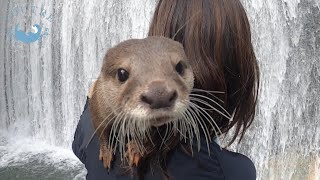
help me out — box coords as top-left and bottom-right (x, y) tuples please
(89, 36), (197, 174)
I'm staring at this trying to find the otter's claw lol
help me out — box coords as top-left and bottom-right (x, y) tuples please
(99, 146), (113, 169)
(126, 142), (142, 167)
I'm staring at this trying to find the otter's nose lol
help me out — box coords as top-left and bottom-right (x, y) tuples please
(140, 84), (177, 109)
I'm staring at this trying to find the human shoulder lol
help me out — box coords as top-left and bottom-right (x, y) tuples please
(212, 142), (256, 180)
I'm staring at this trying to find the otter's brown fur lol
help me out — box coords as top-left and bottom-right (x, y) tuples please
(89, 36), (194, 177)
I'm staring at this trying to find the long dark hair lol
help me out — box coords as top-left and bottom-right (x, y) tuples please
(132, 0), (259, 179)
(148, 0), (260, 145)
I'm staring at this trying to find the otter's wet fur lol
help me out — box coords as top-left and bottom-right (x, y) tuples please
(89, 36), (226, 179)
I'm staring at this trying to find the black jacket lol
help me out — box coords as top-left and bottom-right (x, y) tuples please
(72, 98), (256, 180)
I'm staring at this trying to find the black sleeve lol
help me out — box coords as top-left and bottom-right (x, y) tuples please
(71, 98), (117, 180)
(72, 97), (91, 164)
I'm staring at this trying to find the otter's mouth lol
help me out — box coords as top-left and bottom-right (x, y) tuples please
(127, 101), (188, 127)
(149, 115), (178, 127)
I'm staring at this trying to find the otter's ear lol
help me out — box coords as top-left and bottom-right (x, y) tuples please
(88, 80), (97, 98)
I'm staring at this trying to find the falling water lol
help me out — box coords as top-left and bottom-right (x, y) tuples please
(0, 0), (319, 179)
(235, 0), (320, 179)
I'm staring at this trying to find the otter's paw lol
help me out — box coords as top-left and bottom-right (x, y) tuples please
(99, 147), (113, 169)
(125, 142), (142, 167)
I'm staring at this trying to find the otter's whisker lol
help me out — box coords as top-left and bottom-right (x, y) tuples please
(187, 102), (214, 154)
(110, 112), (126, 153)
(190, 94), (231, 119)
(188, 102), (222, 151)
(191, 88), (224, 103)
(123, 115), (132, 159)
(165, 122), (174, 146)
(101, 114), (119, 144)
(189, 101), (221, 136)
(192, 88), (225, 94)
(86, 107), (120, 148)
(178, 108), (197, 155)
(108, 114), (120, 152)
(156, 127), (165, 149)
(177, 119), (184, 142)
(188, 101), (223, 136)
(184, 120), (190, 143)
(146, 126), (154, 147)
(175, 124), (188, 140)
(181, 118), (191, 143)
(116, 112), (130, 160)
(133, 117), (146, 154)
(190, 97), (230, 120)
(134, 117), (144, 154)
(182, 109), (200, 151)
(162, 123), (169, 147)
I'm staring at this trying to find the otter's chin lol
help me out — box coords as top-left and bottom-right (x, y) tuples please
(150, 116), (179, 127)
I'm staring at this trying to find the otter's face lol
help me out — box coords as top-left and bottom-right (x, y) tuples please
(98, 37), (194, 128)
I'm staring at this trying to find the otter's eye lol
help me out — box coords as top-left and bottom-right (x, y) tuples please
(175, 61), (184, 75)
(117, 68), (129, 82)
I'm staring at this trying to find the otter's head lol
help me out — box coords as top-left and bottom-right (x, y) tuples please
(95, 37), (193, 130)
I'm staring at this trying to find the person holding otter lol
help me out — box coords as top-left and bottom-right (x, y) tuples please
(72, 0), (259, 179)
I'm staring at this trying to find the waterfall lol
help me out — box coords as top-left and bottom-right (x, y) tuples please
(0, 0), (319, 179)
(237, 0), (320, 179)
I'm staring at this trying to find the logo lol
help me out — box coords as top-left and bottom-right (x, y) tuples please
(1, 3), (54, 44)
(15, 24), (42, 43)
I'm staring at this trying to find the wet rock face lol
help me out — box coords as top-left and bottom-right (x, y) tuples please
(0, 0), (319, 179)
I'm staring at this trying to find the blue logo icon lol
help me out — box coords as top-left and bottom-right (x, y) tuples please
(14, 24), (42, 43)
(1, 4), (54, 44)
